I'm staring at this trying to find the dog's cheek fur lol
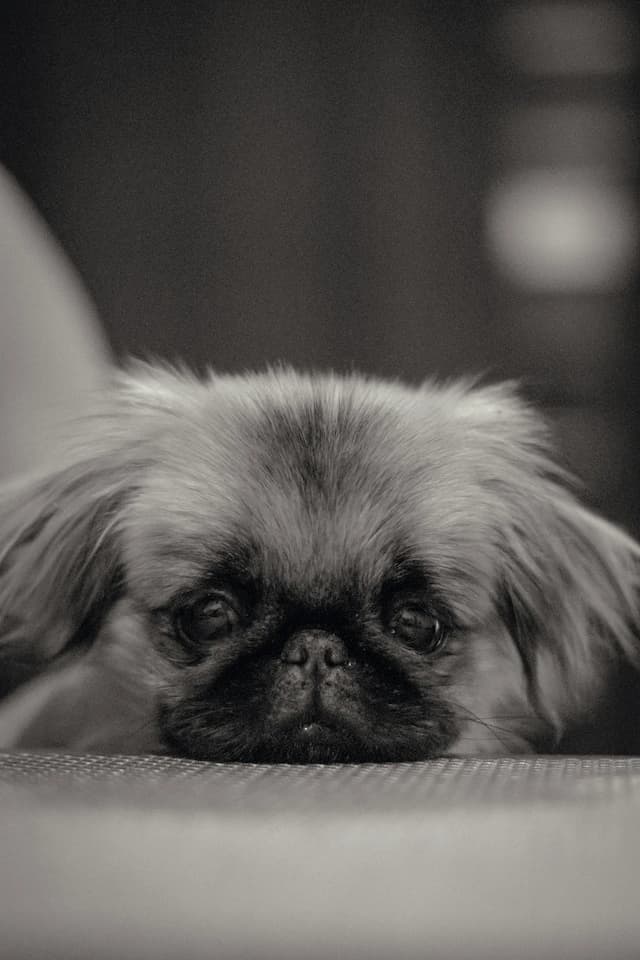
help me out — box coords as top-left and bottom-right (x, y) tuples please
(447, 626), (555, 756)
(0, 600), (165, 753)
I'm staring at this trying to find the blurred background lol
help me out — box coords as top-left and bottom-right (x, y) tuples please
(1, 0), (639, 747)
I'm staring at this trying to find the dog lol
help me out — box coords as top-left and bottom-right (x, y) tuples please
(0, 362), (638, 761)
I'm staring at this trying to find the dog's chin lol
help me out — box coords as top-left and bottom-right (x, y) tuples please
(160, 701), (456, 764)
(164, 726), (432, 764)
(252, 718), (365, 764)
(160, 712), (367, 764)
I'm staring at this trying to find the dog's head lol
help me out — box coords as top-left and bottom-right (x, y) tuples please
(0, 364), (638, 760)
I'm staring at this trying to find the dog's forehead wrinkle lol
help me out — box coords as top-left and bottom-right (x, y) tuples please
(253, 532), (387, 606)
(129, 372), (542, 615)
(252, 402), (395, 500)
(156, 370), (519, 524)
(209, 374), (438, 500)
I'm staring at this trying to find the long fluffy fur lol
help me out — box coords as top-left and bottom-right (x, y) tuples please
(0, 362), (638, 757)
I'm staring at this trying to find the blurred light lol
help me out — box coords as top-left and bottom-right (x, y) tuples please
(486, 171), (638, 292)
(497, 2), (638, 76)
(502, 102), (635, 170)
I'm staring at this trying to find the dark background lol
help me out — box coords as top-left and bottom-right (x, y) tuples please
(2, 0), (639, 748)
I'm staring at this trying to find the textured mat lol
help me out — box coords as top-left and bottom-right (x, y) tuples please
(1, 752), (640, 960)
(1, 751), (640, 811)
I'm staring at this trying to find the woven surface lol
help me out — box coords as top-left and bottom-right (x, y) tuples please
(1, 752), (640, 960)
(1, 750), (640, 811)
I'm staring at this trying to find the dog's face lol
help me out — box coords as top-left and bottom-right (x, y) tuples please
(0, 365), (638, 760)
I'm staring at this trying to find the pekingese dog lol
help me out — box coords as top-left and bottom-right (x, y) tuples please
(0, 363), (638, 762)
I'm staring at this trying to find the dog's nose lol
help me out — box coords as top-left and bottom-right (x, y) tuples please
(280, 629), (349, 672)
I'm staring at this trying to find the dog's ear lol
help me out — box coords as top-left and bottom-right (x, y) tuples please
(0, 458), (135, 694)
(458, 383), (640, 734)
(0, 361), (202, 694)
(503, 492), (640, 732)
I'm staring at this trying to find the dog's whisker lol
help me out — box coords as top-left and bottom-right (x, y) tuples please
(470, 715), (536, 722)
(451, 704), (526, 752)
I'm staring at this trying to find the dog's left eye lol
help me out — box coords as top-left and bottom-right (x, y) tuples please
(176, 595), (241, 647)
(389, 604), (446, 652)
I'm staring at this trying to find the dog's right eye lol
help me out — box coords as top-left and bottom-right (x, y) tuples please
(387, 602), (448, 654)
(175, 595), (241, 647)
